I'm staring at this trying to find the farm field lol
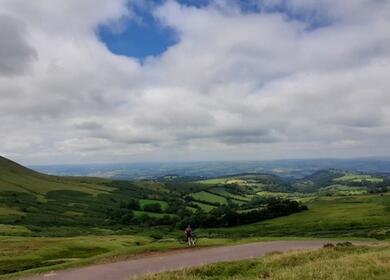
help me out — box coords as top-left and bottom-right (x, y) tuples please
(190, 191), (228, 205)
(192, 202), (216, 212)
(334, 174), (384, 183)
(196, 178), (227, 185)
(208, 187), (251, 201)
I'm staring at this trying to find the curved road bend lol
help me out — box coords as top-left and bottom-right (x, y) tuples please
(22, 240), (348, 280)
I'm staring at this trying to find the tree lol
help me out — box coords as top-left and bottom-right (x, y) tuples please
(143, 203), (163, 213)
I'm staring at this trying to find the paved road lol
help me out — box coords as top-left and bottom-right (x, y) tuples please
(21, 240), (341, 280)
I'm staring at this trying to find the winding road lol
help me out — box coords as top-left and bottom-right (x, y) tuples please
(22, 240), (346, 280)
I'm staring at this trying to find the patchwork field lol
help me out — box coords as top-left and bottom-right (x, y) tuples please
(334, 174), (384, 183)
(192, 202), (216, 212)
(190, 191), (228, 205)
(208, 187), (251, 202)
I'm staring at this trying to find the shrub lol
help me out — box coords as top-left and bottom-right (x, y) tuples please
(336, 241), (353, 247)
(143, 203), (162, 213)
(323, 243), (335, 248)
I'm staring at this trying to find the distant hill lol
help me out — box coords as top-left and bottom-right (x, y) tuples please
(0, 156), (168, 230)
(0, 156), (114, 196)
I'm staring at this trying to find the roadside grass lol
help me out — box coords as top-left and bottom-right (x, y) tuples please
(142, 244), (390, 280)
(0, 235), (145, 279)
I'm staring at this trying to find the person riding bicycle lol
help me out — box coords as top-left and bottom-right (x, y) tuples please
(184, 225), (196, 246)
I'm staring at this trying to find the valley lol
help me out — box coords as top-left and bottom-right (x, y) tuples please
(0, 156), (389, 279)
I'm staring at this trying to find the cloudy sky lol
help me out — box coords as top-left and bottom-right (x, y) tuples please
(1, 0), (390, 165)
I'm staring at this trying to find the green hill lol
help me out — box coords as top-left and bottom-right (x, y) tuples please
(0, 156), (114, 196)
(0, 156), (179, 233)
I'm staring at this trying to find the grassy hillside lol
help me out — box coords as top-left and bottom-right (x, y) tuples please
(207, 194), (390, 239)
(143, 244), (390, 280)
(0, 156), (112, 194)
(0, 156), (182, 232)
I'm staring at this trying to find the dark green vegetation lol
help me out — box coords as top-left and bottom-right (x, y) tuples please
(1, 155), (389, 278)
(143, 244), (390, 280)
(206, 194), (390, 240)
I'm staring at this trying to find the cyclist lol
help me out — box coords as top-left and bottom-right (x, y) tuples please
(184, 225), (196, 246)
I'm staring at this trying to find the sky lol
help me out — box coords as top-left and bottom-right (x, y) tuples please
(0, 0), (390, 165)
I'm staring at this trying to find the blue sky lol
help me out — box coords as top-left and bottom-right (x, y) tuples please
(98, 1), (176, 60)
(98, 0), (331, 60)
(98, 0), (211, 59)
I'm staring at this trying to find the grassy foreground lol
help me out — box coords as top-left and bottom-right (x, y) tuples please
(142, 244), (390, 280)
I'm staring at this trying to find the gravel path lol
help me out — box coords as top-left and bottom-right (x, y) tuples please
(21, 240), (339, 280)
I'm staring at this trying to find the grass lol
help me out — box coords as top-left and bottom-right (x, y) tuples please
(207, 194), (390, 239)
(318, 185), (367, 196)
(0, 156), (115, 197)
(134, 181), (168, 193)
(0, 235), (151, 279)
(192, 202), (216, 212)
(196, 178), (227, 185)
(209, 187), (251, 202)
(133, 211), (177, 219)
(0, 224), (31, 235)
(0, 207), (25, 216)
(142, 244), (390, 280)
(256, 191), (291, 197)
(191, 191), (227, 205)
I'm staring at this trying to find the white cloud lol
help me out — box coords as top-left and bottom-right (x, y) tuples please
(0, 0), (389, 164)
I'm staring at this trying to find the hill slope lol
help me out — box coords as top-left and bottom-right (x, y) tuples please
(0, 156), (171, 231)
(0, 156), (114, 196)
